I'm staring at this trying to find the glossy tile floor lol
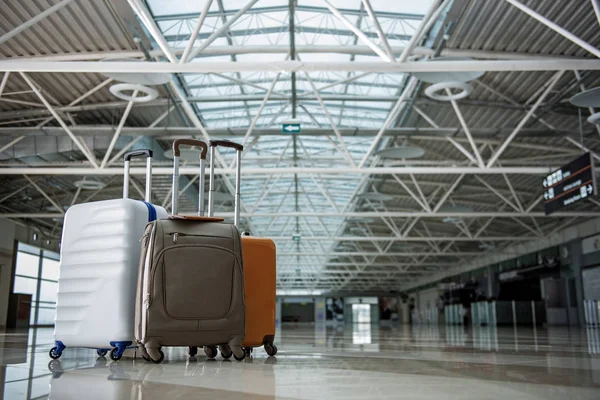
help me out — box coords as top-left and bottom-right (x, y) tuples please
(1, 323), (600, 399)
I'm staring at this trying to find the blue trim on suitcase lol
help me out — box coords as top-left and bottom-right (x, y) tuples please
(143, 202), (157, 222)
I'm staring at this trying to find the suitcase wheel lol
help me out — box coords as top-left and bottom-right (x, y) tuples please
(264, 343), (278, 357)
(233, 351), (246, 362)
(188, 346), (198, 357)
(96, 349), (108, 357)
(219, 345), (233, 360)
(150, 349), (164, 364)
(204, 346), (218, 359)
(49, 347), (62, 360)
(244, 347), (253, 356)
(109, 348), (123, 361)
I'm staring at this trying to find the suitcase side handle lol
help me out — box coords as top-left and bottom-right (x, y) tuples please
(173, 139), (208, 159)
(171, 139), (209, 216)
(123, 149), (153, 202)
(207, 140), (243, 228)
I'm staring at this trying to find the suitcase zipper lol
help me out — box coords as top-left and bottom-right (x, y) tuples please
(140, 221), (157, 342)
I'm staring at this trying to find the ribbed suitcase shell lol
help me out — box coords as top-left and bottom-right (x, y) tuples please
(241, 236), (276, 348)
(55, 199), (167, 349)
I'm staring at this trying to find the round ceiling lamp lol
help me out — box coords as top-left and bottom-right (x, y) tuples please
(74, 180), (105, 190)
(359, 192), (395, 201)
(109, 83), (158, 103)
(588, 112), (600, 125)
(569, 87), (600, 108)
(375, 144), (425, 159)
(425, 81), (473, 101)
(412, 57), (485, 84)
(100, 58), (172, 86)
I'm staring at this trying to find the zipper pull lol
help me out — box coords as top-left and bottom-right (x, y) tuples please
(173, 233), (178, 243)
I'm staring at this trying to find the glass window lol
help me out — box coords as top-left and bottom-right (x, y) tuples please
(13, 276), (38, 300)
(39, 281), (58, 304)
(36, 307), (56, 326)
(15, 252), (40, 278)
(41, 258), (59, 282)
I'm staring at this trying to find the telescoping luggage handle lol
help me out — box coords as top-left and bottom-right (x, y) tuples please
(123, 149), (153, 202)
(208, 140), (244, 227)
(171, 139), (208, 216)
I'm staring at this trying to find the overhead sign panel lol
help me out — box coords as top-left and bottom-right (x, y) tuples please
(543, 152), (596, 215)
(282, 123), (301, 133)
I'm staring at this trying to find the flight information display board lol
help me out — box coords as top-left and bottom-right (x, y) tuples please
(543, 152), (596, 215)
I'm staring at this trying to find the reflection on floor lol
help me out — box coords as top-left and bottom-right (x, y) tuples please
(1, 324), (600, 399)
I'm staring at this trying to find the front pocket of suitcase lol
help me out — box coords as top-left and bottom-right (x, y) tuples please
(161, 246), (236, 320)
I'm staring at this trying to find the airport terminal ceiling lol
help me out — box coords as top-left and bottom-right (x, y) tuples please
(0, 0), (599, 294)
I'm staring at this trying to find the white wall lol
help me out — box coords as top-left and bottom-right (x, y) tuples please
(0, 219), (16, 327)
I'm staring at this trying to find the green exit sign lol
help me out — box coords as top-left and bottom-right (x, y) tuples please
(282, 123), (301, 133)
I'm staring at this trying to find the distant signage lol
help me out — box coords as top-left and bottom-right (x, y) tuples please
(543, 152), (596, 215)
(282, 123), (301, 133)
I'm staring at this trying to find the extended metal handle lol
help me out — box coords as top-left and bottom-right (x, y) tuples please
(209, 139), (244, 152)
(173, 139), (208, 159)
(171, 140), (208, 216)
(208, 140), (243, 227)
(123, 149), (153, 202)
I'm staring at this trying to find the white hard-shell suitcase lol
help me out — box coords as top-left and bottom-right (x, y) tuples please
(49, 149), (167, 361)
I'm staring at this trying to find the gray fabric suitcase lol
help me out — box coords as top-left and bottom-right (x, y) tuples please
(134, 139), (246, 362)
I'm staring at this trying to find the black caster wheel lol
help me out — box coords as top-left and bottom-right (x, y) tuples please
(49, 347), (62, 360)
(141, 354), (151, 362)
(220, 346), (233, 359)
(188, 346), (198, 357)
(97, 349), (108, 357)
(110, 348), (123, 361)
(204, 346), (218, 359)
(233, 351), (246, 362)
(244, 347), (252, 356)
(264, 343), (278, 357)
(151, 350), (165, 364)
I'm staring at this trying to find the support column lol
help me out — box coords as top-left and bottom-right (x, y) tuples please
(569, 240), (586, 327)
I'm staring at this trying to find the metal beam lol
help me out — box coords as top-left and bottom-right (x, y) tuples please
(22, 175), (64, 215)
(180, 0), (214, 63)
(101, 91), (137, 168)
(324, 0), (392, 62)
(186, 0), (260, 60)
(503, 0), (600, 58)
(18, 72), (99, 168)
(486, 70), (564, 168)
(0, 0), (74, 45)
(359, 76), (418, 168)
(361, 0), (395, 61)
(397, 0), (443, 62)
(4, 60), (599, 74)
(593, 0), (600, 27)
(10, 211), (599, 218)
(0, 166), (559, 176)
(0, 72), (9, 96)
(12, 45), (592, 62)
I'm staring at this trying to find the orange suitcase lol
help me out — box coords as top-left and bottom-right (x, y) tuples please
(241, 233), (277, 357)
